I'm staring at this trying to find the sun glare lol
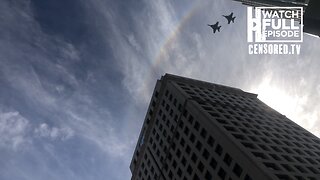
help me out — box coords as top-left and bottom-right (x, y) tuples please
(252, 81), (320, 137)
(250, 78), (307, 125)
(255, 85), (300, 116)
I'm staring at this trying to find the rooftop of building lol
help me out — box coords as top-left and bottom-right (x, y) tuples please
(160, 73), (258, 98)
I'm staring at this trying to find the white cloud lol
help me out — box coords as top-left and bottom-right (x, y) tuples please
(0, 111), (30, 150)
(127, 34), (142, 53)
(66, 110), (130, 158)
(34, 123), (74, 141)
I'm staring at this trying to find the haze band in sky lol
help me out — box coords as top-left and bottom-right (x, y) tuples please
(247, 7), (303, 55)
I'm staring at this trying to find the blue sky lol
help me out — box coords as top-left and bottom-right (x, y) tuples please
(0, 0), (319, 179)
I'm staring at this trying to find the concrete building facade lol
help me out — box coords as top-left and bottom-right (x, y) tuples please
(130, 74), (320, 180)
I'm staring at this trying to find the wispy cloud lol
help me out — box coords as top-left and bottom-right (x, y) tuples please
(64, 107), (131, 157)
(0, 110), (30, 150)
(34, 123), (74, 141)
(0, 1), (134, 179)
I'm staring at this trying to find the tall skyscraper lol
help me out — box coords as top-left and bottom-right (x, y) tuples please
(130, 74), (320, 180)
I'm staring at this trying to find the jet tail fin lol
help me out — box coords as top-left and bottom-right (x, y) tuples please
(231, 17), (236, 22)
(218, 26), (221, 32)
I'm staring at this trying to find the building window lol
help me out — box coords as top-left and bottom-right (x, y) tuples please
(223, 153), (232, 166)
(191, 153), (198, 163)
(197, 161), (204, 172)
(205, 171), (212, 180)
(215, 144), (223, 156)
(194, 121), (200, 131)
(233, 163), (243, 177)
(210, 158), (217, 170)
(187, 165), (193, 175)
(218, 168), (226, 180)
(200, 128), (207, 138)
(202, 149), (210, 159)
(207, 136), (215, 147)
(196, 141), (203, 152)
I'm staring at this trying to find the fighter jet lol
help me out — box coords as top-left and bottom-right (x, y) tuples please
(223, 12), (236, 24)
(207, 22), (221, 33)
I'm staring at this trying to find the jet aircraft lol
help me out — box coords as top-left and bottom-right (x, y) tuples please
(223, 12), (236, 24)
(207, 22), (221, 33)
